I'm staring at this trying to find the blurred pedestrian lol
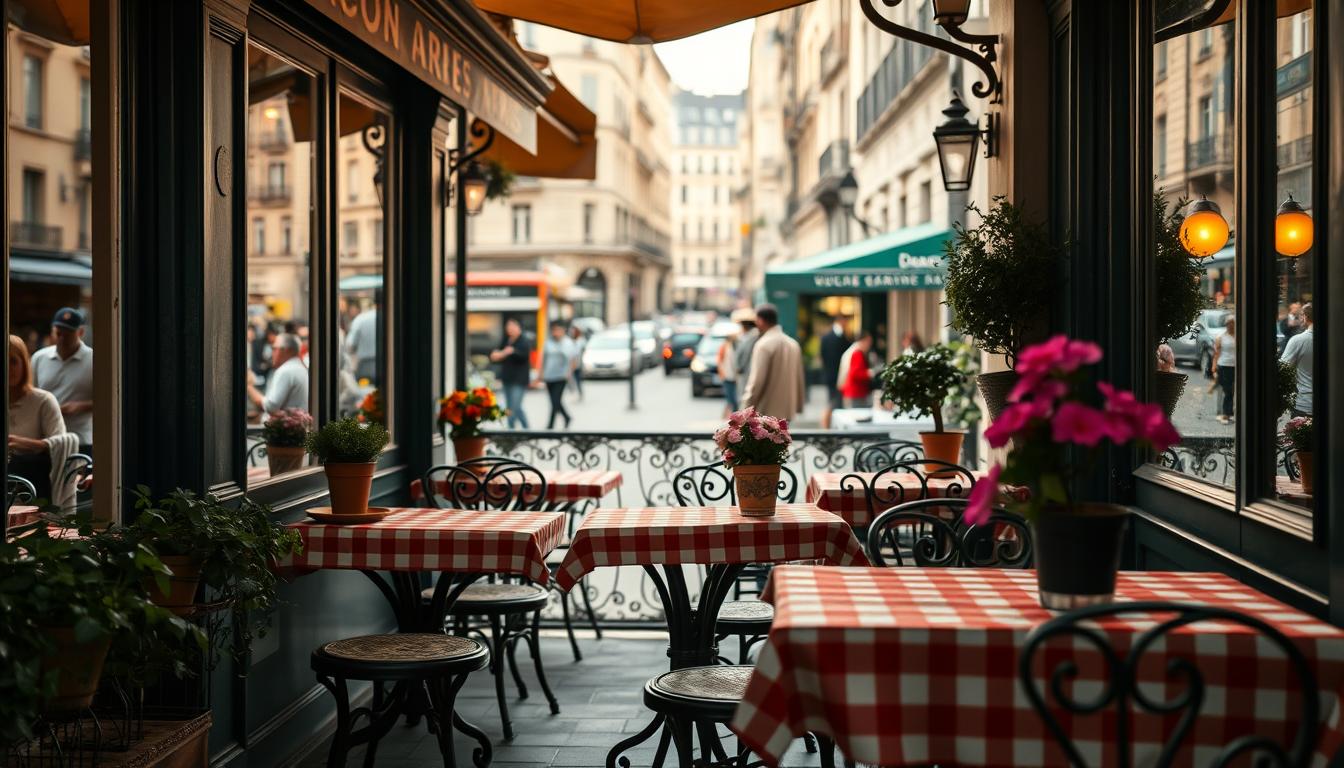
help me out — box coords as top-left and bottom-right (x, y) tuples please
(490, 317), (532, 429)
(346, 295), (380, 384)
(1211, 317), (1236, 424)
(32, 308), (94, 455)
(246, 333), (308, 415)
(819, 316), (847, 429)
(1156, 343), (1176, 373)
(731, 307), (759, 384)
(569, 325), (587, 402)
(741, 304), (806, 420)
(900, 331), (925, 356)
(8, 334), (69, 504)
(1280, 303), (1313, 417)
(718, 332), (740, 416)
(542, 321), (575, 430)
(840, 330), (875, 408)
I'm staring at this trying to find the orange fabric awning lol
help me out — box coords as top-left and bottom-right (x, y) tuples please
(8, 0), (89, 45)
(475, 76), (597, 180)
(473, 0), (812, 43)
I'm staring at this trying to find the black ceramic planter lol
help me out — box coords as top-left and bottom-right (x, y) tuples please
(1032, 504), (1130, 610)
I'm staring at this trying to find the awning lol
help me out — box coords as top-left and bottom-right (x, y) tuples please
(764, 222), (951, 295)
(7, 0), (89, 45)
(473, 0), (812, 43)
(9, 254), (93, 286)
(339, 274), (383, 292)
(474, 75), (597, 180)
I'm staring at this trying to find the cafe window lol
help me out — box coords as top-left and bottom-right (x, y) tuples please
(371, 218), (384, 256)
(342, 221), (359, 258)
(22, 54), (43, 128)
(281, 216), (292, 254)
(252, 218), (266, 255)
(21, 170), (44, 223)
(512, 204), (531, 244)
(584, 203), (596, 244)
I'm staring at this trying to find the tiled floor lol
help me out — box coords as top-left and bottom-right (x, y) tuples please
(295, 633), (826, 767)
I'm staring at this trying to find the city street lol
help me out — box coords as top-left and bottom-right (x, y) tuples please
(1169, 366), (1235, 441)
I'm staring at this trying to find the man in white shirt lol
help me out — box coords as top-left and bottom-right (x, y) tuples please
(346, 306), (379, 384)
(247, 333), (309, 415)
(1280, 302), (1314, 417)
(32, 307), (94, 454)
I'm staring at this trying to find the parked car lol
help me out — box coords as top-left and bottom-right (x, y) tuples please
(581, 331), (636, 379)
(689, 335), (727, 397)
(1167, 308), (1230, 371)
(572, 316), (606, 337)
(629, 321), (660, 368)
(662, 329), (705, 374)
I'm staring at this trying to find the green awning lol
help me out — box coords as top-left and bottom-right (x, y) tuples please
(764, 222), (950, 295)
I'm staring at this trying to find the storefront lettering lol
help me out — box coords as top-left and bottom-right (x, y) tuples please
(307, 0), (536, 152)
(897, 252), (942, 269)
(810, 272), (944, 290)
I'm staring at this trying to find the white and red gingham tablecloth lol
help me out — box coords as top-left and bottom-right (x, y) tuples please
(284, 508), (565, 584)
(7, 505), (41, 528)
(731, 566), (1344, 767)
(806, 471), (1021, 527)
(554, 505), (868, 592)
(409, 468), (622, 505)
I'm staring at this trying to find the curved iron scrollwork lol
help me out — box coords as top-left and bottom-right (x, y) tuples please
(865, 497), (1031, 569)
(853, 439), (924, 472)
(448, 121), (496, 174)
(860, 0), (1002, 102)
(423, 457), (548, 512)
(1019, 601), (1319, 767)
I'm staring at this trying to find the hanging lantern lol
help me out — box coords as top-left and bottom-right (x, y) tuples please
(1274, 194), (1313, 257)
(1178, 196), (1229, 258)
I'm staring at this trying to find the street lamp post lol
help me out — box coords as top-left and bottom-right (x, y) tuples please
(627, 284), (637, 410)
(836, 171), (874, 237)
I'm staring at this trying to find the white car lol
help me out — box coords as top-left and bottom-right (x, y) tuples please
(582, 332), (636, 378)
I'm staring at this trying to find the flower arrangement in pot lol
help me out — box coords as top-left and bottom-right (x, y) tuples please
(305, 418), (391, 516)
(714, 408), (791, 517)
(1152, 191), (1204, 418)
(355, 388), (384, 424)
(963, 336), (1180, 609)
(262, 408), (313, 476)
(943, 197), (1065, 421)
(879, 344), (967, 470)
(439, 387), (506, 464)
(1282, 417), (1314, 495)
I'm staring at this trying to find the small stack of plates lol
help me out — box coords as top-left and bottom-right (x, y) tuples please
(306, 507), (394, 525)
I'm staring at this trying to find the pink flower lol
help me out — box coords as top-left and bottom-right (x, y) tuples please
(723, 449), (736, 462)
(984, 400), (1049, 448)
(727, 429), (743, 443)
(1133, 403), (1180, 453)
(1016, 335), (1103, 377)
(749, 423), (769, 440)
(1008, 375), (1069, 404)
(963, 463), (1002, 526)
(778, 419), (789, 433)
(1051, 401), (1111, 446)
(769, 431), (786, 444)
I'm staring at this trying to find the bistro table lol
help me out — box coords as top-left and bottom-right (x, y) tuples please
(284, 507), (566, 764)
(731, 565), (1344, 767)
(555, 504), (869, 767)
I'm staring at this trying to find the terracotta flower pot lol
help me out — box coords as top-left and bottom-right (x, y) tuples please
(453, 435), (489, 465)
(147, 555), (203, 616)
(324, 462), (376, 516)
(1153, 370), (1189, 420)
(39, 627), (112, 713)
(977, 370), (1019, 423)
(266, 444), (307, 476)
(1297, 451), (1315, 495)
(734, 464), (781, 517)
(919, 430), (966, 476)
(1032, 503), (1131, 610)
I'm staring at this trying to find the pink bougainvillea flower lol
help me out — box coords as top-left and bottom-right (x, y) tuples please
(1051, 401), (1110, 447)
(1133, 402), (1181, 453)
(1016, 335), (1104, 378)
(963, 463), (1002, 526)
(749, 423), (769, 440)
(1009, 374), (1069, 404)
(985, 400), (1050, 448)
(769, 431), (786, 444)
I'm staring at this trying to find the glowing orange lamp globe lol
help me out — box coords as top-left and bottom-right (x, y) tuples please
(1275, 195), (1313, 257)
(1178, 196), (1229, 258)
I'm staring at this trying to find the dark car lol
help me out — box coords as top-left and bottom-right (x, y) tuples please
(662, 329), (704, 374)
(689, 335), (726, 396)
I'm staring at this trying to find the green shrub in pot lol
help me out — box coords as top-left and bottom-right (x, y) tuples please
(879, 344), (968, 467)
(305, 418), (391, 516)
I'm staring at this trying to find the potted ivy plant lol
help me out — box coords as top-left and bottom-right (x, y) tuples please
(305, 418), (390, 516)
(943, 198), (1064, 420)
(965, 336), (1180, 608)
(713, 408), (791, 517)
(878, 344), (967, 469)
(1153, 191), (1204, 418)
(438, 387), (507, 464)
(262, 408), (312, 476)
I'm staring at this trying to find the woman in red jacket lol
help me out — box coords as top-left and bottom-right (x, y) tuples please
(839, 330), (875, 408)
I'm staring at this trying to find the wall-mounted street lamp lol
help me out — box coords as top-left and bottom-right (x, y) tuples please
(1178, 196), (1230, 258)
(932, 92), (997, 192)
(859, 0), (1002, 103)
(836, 171), (875, 236)
(1275, 194), (1313, 257)
(447, 121), (495, 216)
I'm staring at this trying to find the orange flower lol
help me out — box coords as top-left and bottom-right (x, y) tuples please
(465, 405), (482, 419)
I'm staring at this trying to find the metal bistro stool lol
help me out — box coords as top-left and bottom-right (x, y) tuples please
(643, 665), (759, 768)
(312, 633), (490, 768)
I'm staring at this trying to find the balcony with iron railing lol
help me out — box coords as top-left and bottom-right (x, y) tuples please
(1278, 136), (1312, 170)
(1186, 133), (1233, 173)
(11, 221), (63, 251)
(856, 35), (937, 144)
(818, 138), (850, 181)
(256, 129), (291, 151)
(250, 184), (292, 203)
(819, 29), (845, 85)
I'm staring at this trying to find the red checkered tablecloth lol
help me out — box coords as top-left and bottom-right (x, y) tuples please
(554, 505), (869, 592)
(806, 471), (1023, 527)
(7, 505), (41, 528)
(283, 508), (565, 584)
(409, 468), (622, 505)
(731, 566), (1344, 767)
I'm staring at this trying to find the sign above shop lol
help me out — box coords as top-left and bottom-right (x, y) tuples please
(808, 270), (944, 291)
(303, 0), (538, 153)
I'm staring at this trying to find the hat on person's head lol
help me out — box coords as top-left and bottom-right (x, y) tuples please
(731, 308), (756, 324)
(52, 308), (85, 330)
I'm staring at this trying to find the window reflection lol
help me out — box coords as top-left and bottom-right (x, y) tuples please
(245, 45), (315, 484)
(1152, 4), (1237, 489)
(337, 95), (389, 428)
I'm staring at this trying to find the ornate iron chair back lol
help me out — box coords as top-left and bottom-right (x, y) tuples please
(852, 439), (924, 472)
(865, 497), (1032, 568)
(671, 463), (799, 507)
(1018, 601), (1319, 768)
(246, 441), (268, 467)
(842, 459), (978, 520)
(422, 457), (548, 512)
(7, 475), (38, 510)
(62, 453), (94, 493)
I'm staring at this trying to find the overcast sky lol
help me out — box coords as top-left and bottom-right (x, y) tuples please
(653, 20), (755, 95)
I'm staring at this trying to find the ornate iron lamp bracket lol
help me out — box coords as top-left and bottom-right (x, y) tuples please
(448, 121), (495, 174)
(859, 0), (1003, 103)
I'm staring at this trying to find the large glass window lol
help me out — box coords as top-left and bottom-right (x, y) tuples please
(245, 44), (316, 486)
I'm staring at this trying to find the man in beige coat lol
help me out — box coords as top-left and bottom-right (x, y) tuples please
(741, 304), (806, 420)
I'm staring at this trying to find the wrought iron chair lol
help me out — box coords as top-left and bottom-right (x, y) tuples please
(7, 475), (38, 510)
(842, 458), (979, 526)
(419, 456), (559, 740)
(62, 453), (94, 495)
(245, 441), (268, 467)
(1018, 601), (1320, 767)
(851, 439), (924, 472)
(865, 497), (1032, 568)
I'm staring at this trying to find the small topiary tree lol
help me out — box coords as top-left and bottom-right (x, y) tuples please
(304, 418), (389, 464)
(879, 345), (965, 433)
(1154, 190), (1205, 346)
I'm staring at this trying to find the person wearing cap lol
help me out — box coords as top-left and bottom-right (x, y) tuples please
(32, 307), (94, 455)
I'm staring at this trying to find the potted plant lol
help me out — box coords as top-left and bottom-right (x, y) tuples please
(943, 198), (1064, 420)
(262, 408), (313, 476)
(1283, 417), (1314, 494)
(305, 418), (390, 516)
(439, 387), (507, 463)
(878, 344), (967, 469)
(714, 408), (791, 517)
(1153, 191), (1204, 417)
(964, 335), (1180, 609)
(355, 388), (384, 424)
